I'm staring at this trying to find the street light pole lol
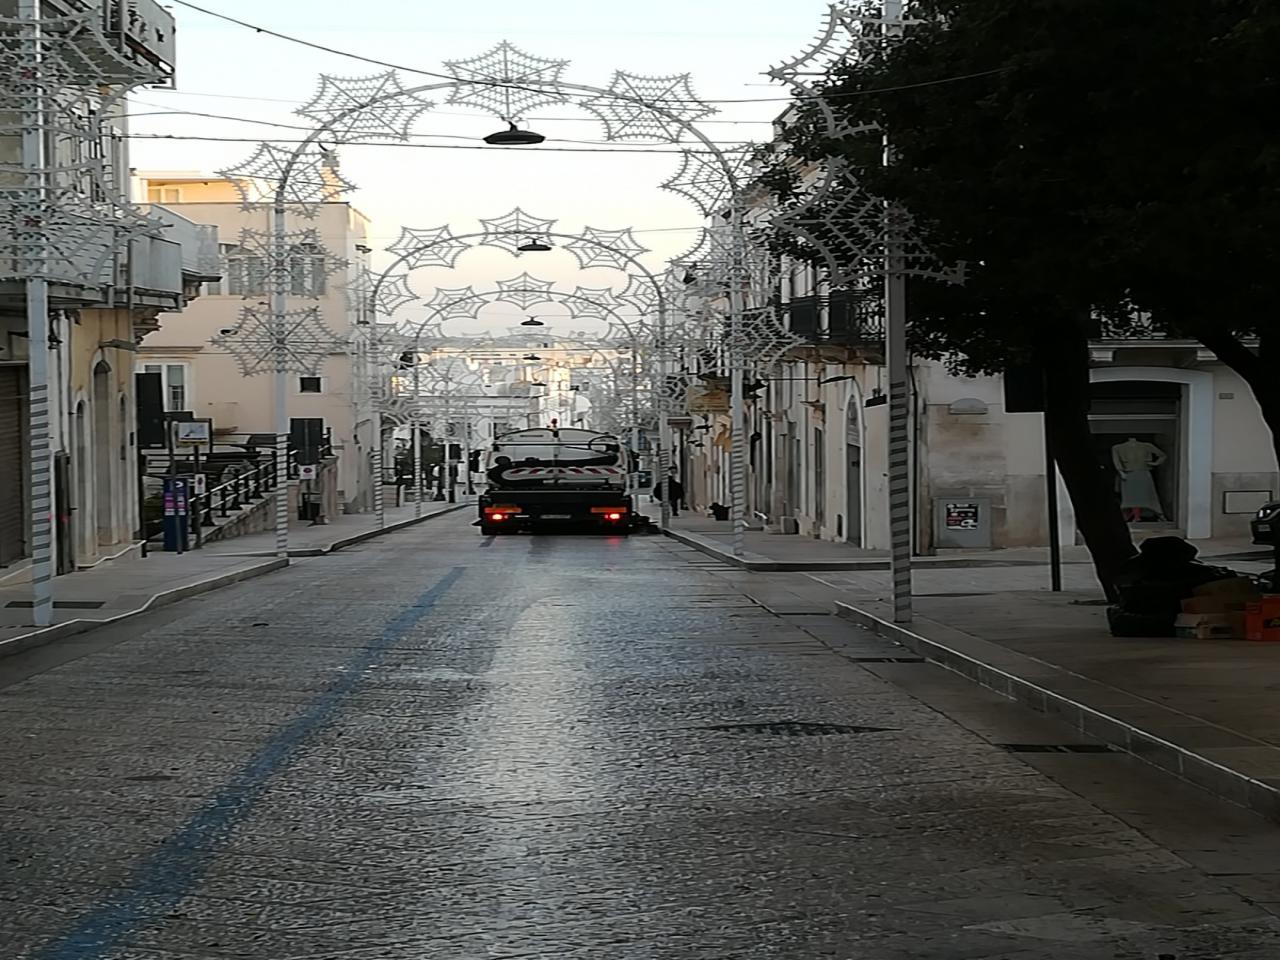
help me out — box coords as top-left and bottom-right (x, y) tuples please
(271, 202), (291, 558)
(883, 0), (913, 624)
(19, 0), (53, 627)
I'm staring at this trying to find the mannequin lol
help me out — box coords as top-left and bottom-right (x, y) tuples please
(1111, 437), (1168, 521)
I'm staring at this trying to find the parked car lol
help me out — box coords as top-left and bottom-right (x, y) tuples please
(1251, 502), (1280, 545)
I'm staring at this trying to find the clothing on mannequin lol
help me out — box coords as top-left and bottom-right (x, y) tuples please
(1111, 437), (1167, 521)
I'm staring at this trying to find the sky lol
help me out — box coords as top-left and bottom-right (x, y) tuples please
(130, 0), (835, 334)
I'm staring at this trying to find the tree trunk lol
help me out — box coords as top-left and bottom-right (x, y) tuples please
(1038, 325), (1135, 599)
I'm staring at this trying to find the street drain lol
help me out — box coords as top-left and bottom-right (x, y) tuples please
(997, 743), (1119, 754)
(704, 721), (893, 737)
(123, 774), (177, 782)
(847, 656), (926, 663)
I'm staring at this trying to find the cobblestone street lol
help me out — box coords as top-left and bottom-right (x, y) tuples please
(4, 516), (1280, 959)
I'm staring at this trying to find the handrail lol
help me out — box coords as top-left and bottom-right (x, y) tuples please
(187, 449), (299, 547)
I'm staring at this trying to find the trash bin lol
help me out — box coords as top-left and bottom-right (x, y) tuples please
(710, 503), (730, 521)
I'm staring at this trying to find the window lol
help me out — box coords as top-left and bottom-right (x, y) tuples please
(223, 244), (268, 297)
(217, 243), (326, 297)
(143, 363), (189, 412)
(299, 376), (322, 394)
(147, 186), (182, 203)
(289, 243), (327, 297)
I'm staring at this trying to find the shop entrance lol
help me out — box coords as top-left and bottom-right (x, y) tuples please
(1088, 381), (1181, 527)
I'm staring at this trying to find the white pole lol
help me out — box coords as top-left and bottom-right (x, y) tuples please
(21, 0), (53, 627)
(412, 358), (422, 517)
(656, 289), (673, 530)
(884, 0), (912, 623)
(372, 408), (385, 528)
(728, 218), (749, 556)
(271, 202), (290, 558)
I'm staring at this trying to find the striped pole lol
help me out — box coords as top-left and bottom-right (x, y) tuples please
(271, 203), (290, 559)
(21, 4), (53, 626)
(372, 409), (385, 527)
(26, 279), (53, 627)
(883, 0), (912, 623)
(886, 254), (912, 623)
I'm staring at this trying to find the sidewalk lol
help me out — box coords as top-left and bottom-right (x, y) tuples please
(669, 520), (1280, 819)
(0, 499), (470, 658)
(201, 498), (469, 557)
(668, 513), (1263, 570)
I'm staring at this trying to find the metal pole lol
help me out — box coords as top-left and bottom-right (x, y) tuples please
(21, 1), (53, 627)
(656, 290), (672, 531)
(728, 218), (749, 556)
(1045, 410), (1063, 591)
(271, 203), (290, 558)
(883, 0), (912, 623)
(372, 409), (385, 527)
(463, 416), (474, 496)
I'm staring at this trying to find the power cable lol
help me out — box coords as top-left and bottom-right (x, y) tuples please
(168, 0), (1005, 106)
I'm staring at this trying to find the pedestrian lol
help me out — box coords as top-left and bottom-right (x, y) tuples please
(653, 470), (685, 517)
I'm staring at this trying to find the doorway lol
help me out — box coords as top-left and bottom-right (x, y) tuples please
(93, 361), (114, 545)
(845, 399), (863, 545)
(1088, 381), (1180, 526)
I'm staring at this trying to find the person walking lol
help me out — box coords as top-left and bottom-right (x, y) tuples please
(654, 470), (685, 518)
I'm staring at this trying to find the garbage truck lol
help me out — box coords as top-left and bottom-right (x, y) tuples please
(477, 425), (633, 534)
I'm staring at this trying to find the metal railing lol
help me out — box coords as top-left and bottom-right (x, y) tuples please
(190, 456), (281, 543)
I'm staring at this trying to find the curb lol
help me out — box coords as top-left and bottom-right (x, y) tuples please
(0, 558), (288, 661)
(833, 600), (1280, 824)
(663, 528), (1083, 572)
(0, 504), (470, 661)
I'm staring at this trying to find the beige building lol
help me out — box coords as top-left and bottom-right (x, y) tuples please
(134, 173), (376, 514)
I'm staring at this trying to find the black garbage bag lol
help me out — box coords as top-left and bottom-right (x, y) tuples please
(1106, 536), (1237, 638)
(710, 503), (730, 521)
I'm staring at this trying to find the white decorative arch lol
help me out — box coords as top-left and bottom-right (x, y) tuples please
(1090, 366), (1213, 539)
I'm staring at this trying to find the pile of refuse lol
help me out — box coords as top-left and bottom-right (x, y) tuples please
(1107, 536), (1280, 640)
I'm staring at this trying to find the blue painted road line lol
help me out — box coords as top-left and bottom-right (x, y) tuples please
(37, 565), (467, 960)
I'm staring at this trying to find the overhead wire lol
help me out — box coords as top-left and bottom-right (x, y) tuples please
(167, 0), (1006, 106)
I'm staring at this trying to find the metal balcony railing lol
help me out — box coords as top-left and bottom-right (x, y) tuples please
(142, 204), (221, 280)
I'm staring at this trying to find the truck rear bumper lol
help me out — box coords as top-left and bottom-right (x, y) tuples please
(480, 493), (633, 532)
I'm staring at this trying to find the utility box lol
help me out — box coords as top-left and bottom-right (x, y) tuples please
(933, 497), (991, 549)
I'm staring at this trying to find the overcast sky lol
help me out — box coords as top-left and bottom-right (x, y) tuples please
(132, 0), (833, 332)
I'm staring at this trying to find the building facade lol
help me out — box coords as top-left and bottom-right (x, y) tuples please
(133, 173), (376, 515)
(679, 298), (1279, 552)
(0, 2), (220, 581)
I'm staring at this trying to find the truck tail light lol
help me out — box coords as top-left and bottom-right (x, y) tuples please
(590, 506), (628, 522)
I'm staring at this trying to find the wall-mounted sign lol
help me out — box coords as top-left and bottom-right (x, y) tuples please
(944, 501), (980, 530)
(173, 420), (211, 445)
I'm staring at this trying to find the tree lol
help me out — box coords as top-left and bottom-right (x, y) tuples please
(766, 0), (1279, 593)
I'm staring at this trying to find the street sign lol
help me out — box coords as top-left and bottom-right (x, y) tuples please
(174, 420), (211, 445)
(299, 464), (319, 481)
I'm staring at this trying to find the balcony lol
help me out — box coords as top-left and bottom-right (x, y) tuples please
(783, 291), (886, 362)
(142, 204), (221, 283)
(28, 0), (177, 79)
